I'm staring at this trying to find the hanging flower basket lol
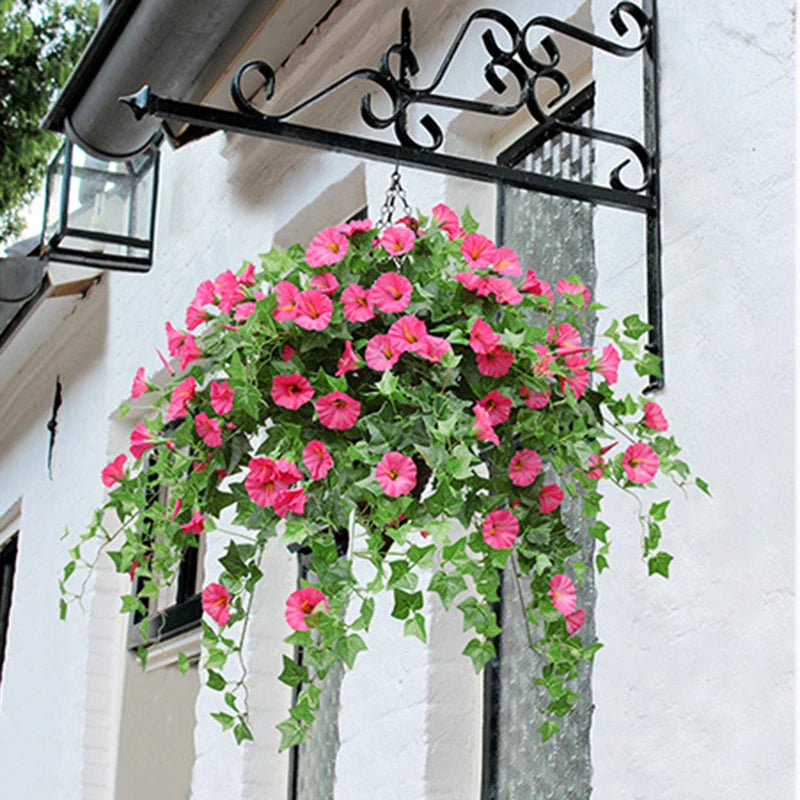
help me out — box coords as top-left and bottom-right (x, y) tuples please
(63, 205), (706, 748)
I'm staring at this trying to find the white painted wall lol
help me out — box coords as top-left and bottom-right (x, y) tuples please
(0, 0), (792, 797)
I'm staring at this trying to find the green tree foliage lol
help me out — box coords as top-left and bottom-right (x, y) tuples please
(0, 0), (97, 245)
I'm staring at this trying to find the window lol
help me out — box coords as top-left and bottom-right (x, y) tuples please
(483, 85), (598, 799)
(0, 530), (18, 689)
(126, 453), (204, 664)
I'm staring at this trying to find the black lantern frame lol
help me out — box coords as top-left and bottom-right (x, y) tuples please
(39, 137), (160, 273)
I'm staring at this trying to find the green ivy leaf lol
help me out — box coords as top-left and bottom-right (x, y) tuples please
(462, 637), (495, 672)
(649, 500), (670, 521)
(428, 570), (468, 610)
(233, 721), (254, 744)
(622, 313), (652, 339)
(278, 655), (308, 687)
(177, 652), (190, 675)
(337, 634), (367, 669)
(538, 720), (560, 741)
(648, 551), (673, 578)
(391, 589), (423, 620)
(211, 711), (235, 730)
(695, 476), (711, 496)
(404, 612), (427, 643)
(207, 670), (227, 691)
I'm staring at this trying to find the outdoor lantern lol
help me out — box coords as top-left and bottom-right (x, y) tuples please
(39, 138), (160, 272)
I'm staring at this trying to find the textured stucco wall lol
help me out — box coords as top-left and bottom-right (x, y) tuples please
(591, 1), (795, 797)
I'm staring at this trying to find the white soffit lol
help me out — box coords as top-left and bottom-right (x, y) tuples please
(187, 0), (340, 113)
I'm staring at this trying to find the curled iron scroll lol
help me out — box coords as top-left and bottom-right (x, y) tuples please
(229, 2), (653, 190)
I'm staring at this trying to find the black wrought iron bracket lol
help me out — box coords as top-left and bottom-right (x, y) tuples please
(120, 2), (663, 391)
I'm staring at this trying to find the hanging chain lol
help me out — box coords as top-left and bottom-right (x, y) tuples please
(377, 165), (413, 229)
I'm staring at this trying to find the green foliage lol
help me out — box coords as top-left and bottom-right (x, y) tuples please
(0, 0), (98, 244)
(61, 206), (706, 750)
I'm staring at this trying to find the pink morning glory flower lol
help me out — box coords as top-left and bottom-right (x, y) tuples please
(202, 583), (231, 627)
(487, 276), (523, 305)
(191, 279), (217, 308)
(622, 442), (659, 484)
(165, 375), (197, 421)
(481, 508), (519, 549)
(539, 483), (564, 514)
(130, 423), (156, 460)
(233, 301), (256, 322)
(520, 269), (553, 306)
(387, 315), (427, 354)
(310, 271), (340, 295)
(101, 454), (127, 486)
(519, 384), (551, 410)
(375, 451), (417, 497)
(335, 340), (361, 377)
(365, 334), (401, 372)
(431, 203), (464, 240)
(549, 574), (576, 615)
(417, 335), (451, 363)
(305, 226), (349, 267)
(293, 289), (333, 331)
(469, 317), (500, 355)
(282, 345), (296, 361)
(461, 233), (497, 270)
(214, 270), (245, 314)
(643, 401), (668, 431)
(210, 380), (235, 415)
(180, 509), (205, 536)
(550, 322), (582, 351)
(195, 413), (223, 448)
(508, 449), (543, 487)
(455, 271), (492, 296)
(271, 373), (314, 410)
(273, 281), (300, 322)
(272, 486), (308, 518)
(131, 367), (150, 399)
(238, 263), (256, 286)
(556, 278), (591, 307)
(565, 608), (585, 635)
(595, 343), (620, 385)
(491, 246), (522, 277)
(477, 389), (512, 426)
(369, 272), (413, 313)
(561, 354), (591, 400)
(341, 283), (376, 322)
(472, 403), (499, 446)
(245, 457), (302, 508)
(316, 391), (361, 430)
(379, 225), (416, 257)
(303, 440), (333, 480)
(285, 587), (329, 631)
(185, 302), (210, 331)
(476, 345), (515, 378)
(340, 218), (373, 236)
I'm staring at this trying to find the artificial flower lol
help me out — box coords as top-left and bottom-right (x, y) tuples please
(643, 401), (668, 431)
(622, 442), (659, 484)
(476, 345), (515, 378)
(481, 508), (519, 549)
(549, 574), (576, 615)
(469, 317), (500, 354)
(477, 389), (512, 425)
(508, 449), (542, 487)
(539, 483), (564, 514)
(379, 225), (416, 257)
(130, 423), (156, 460)
(335, 340), (361, 377)
(131, 367), (150, 399)
(210, 381), (235, 415)
(461, 233), (497, 270)
(101, 454), (127, 486)
(305, 226), (349, 267)
(375, 451), (417, 497)
(293, 289), (333, 331)
(285, 587), (329, 630)
(181, 509), (205, 536)
(341, 283), (375, 322)
(271, 373), (315, 410)
(195, 413), (223, 447)
(202, 583), (231, 626)
(316, 391), (361, 430)
(370, 272), (413, 313)
(303, 440), (333, 480)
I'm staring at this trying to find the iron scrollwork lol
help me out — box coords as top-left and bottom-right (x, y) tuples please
(229, 3), (653, 194)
